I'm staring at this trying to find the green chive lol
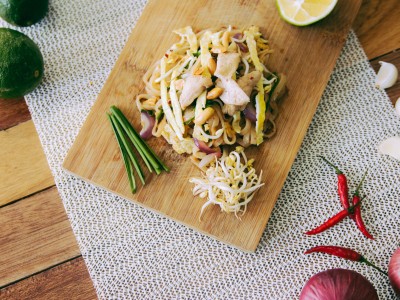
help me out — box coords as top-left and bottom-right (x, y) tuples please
(111, 106), (158, 173)
(107, 114), (136, 193)
(110, 106), (169, 172)
(107, 106), (170, 193)
(110, 113), (145, 185)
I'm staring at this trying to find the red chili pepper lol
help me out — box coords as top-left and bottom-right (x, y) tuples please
(352, 171), (374, 239)
(305, 245), (388, 275)
(318, 156), (351, 215)
(305, 245), (361, 261)
(353, 196), (374, 239)
(305, 200), (363, 235)
(305, 208), (350, 235)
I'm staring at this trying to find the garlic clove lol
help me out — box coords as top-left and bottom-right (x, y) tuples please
(396, 97), (400, 116)
(375, 61), (398, 89)
(378, 136), (400, 161)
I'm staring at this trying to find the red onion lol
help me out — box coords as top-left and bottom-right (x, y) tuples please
(237, 42), (248, 53)
(243, 104), (257, 122)
(232, 33), (243, 40)
(139, 111), (155, 140)
(232, 33), (248, 52)
(300, 269), (378, 300)
(193, 138), (221, 157)
(389, 248), (400, 296)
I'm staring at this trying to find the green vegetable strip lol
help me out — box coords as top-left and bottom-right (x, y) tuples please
(112, 111), (160, 173)
(110, 107), (156, 173)
(141, 138), (170, 172)
(122, 147), (136, 193)
(107, 114), (136, 193)
(110, 106), (170, 173)
(110, 114), (145, 185)
(266, 75), (279, 111)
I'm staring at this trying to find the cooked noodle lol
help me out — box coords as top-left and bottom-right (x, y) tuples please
(135, 25), (286, 166)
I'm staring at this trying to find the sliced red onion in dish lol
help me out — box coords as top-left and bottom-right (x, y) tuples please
(232, 33), (244, 41)
(300, 268), (378, 300)
(232, 33), (248, 52)
(243, 103), (257, 122)
(237, 42), (248, 53)
(139, 111), (155, 140)
(193, 138), (221, 157)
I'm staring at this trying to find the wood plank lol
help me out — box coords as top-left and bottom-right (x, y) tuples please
(369, 50), (400, 106)
(63, 0), (361, 252)
(0, 120), (54, 206)
(0, 187), (80, 287)
(354, 0), (400, 59)
(0, 257), (96, 300)
(0, 98), (30, 130)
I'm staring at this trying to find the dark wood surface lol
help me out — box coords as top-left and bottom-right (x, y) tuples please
(0, 257), (97, 300)
(0, 97), (30, 130)
(0, 0), (399, 298)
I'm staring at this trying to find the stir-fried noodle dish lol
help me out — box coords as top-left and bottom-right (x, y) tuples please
(136, 25), (286, 169)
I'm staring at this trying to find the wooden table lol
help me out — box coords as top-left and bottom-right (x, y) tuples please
(1, 1), (399, 298)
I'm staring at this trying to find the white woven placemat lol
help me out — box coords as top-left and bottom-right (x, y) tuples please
(2, 0), (400, 298)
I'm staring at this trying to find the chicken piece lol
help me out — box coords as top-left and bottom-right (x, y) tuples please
(214, 52), (241, 79)
(237, 71), (262, 97)
(221, 71), (262, 116)
(179, 74), (213, 109)
(222, 103), (246, 116)
(216, 78), (250, 106)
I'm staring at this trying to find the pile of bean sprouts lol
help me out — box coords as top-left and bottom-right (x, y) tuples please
(189, 147), (264, 218)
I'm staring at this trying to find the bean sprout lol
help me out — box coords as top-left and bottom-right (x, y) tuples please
(190, 147), (264, 219)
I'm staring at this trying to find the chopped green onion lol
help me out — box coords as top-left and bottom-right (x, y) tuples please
(112, 110), (155, 173)
(110, 113), (145, 185)
(183, 117), (194, 125)
(110, 106), (169, 173)
(266, 73), (279, 111)
(107, 106), (169, 193)
(205, 100), (216, 108)
(107, 114), (136, 193)
(156, 109), (164, 122)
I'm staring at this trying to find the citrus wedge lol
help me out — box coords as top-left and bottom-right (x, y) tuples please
(276, 0), (338, 26)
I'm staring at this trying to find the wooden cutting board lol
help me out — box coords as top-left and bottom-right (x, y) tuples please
(63, 0), (361, 252)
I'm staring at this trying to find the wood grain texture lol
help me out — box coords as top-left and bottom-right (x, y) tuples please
(0, 187), (80, 287)
(370, 50), (400, 105)
(354, 0), (400, 59)
(0, 98), (30, 130)
(0, 120), (54, 206)
(0, 0), (397, 295)
(63, 0), (361, 252)
(0, 257), (96, 300)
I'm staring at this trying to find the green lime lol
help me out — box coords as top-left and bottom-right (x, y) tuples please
(0, 0), (48, 27)
(0, 28), (44, 98)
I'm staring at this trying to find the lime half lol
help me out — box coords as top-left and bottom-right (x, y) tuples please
(276, 0), (338, 26)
